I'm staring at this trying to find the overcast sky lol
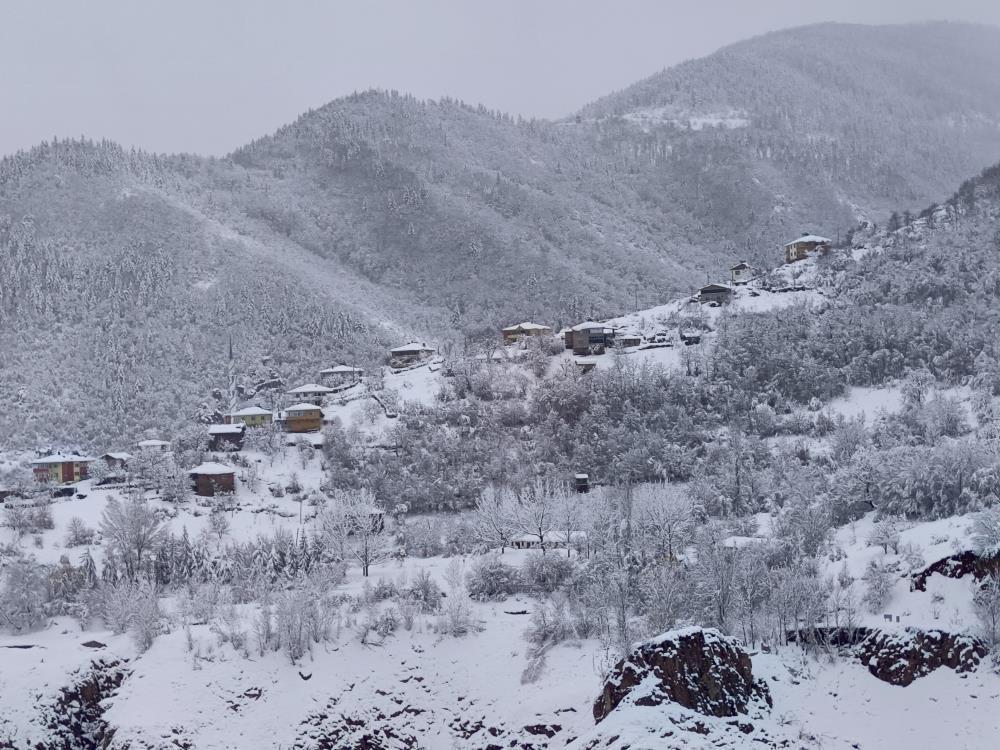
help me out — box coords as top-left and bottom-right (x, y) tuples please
(2, 0), (999, 157)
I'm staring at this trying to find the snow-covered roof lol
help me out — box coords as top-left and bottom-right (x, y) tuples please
(286, 383), (334, 394)
(571, 321), (604, 331)
(208, 424), (244, 435)
(319, 365), (364, 374)
(102, 452), (133, 461)
(730, 261), (753, 270)
(502, 322), (551, 332)
(784, 234), (831, 247)
(189, 462), (235, 476)
(575, 473), (589, 479)
(699, 283), (733, 292)
(136, 439), (170, 447)
(31, 453), (96, 465)
(284, 402), (323, 412)
(390, 342), (435, 353)
(231, 406), (272, 417)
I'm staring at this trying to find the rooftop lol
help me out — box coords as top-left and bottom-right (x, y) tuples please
(390, 342), (435, 353)
(231, 406), (272, 417)
(208, 424), (244, 434)
(284, 402), (324, 413)
(286, 383), (334, 394)
(31, 453), (96, 465)
(189, 462), (235, 476)
(784, 234), (831, 247)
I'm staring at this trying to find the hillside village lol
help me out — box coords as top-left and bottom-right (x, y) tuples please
(2, 232), (832, 506)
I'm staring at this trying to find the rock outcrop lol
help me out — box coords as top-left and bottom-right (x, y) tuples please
(857, 628), (988, 686)
(911, 550), (1000, 592)
(593, 627), (770, 724)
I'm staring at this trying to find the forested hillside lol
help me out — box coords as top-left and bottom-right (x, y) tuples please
(3, 21), (1000, 448)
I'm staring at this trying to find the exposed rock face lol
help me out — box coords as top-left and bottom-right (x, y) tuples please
(593, 627), (771, 724)
(35, 658), (131, 750)
(911, 550), (1000, 592)
(857, 628), (988, 686)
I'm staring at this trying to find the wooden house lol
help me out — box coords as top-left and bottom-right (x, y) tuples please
(136, 439), (171, 453)
(319, 365), (364, 385)
(281, 403), (324, 433)
(501, 322), (553, 343)
(511, 530), (588, 550)
(208, 423), (245, 451)
(286, 383), (334, 406)
(189, 462), (236, 497)
(575, 473), (591, 493)
(226, 406), (273, 427)
(680, 329), (702, 346)
(31, 453), (95, 484)
(698, 283), (733, 306)
(729, 261), (757, 285)
(783, 234), (831, 264)
(575, 359), (598, 374)
(389, 342), (436, 368)
(568, 322), (615, 355)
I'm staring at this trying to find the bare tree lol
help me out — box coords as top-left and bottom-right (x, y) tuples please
(319, 489), (392, 577)
(473, 486), (517, 552)
(100, 496), (166, 581)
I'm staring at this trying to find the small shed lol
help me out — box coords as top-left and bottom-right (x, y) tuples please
(575, 473), (591, 493)
(729, 261), (757, 285)
(575, 359), (598, 374)
(31, 453), (95, 484)
(226, 406), (273, 428)
(783, 234), (831, 264)
(698, 283), (733, 306)
(389, 342), (436, 368)
(614, 329), (642, 348)
(281, 403), (324, 433)
(501, 322), (553, 343)
(189, 462), (236, 497)
(208, 423), (245, 451)
(680, 329), (702, 346)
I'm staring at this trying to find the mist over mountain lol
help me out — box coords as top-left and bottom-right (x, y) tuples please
(3, 20), (1000, 448)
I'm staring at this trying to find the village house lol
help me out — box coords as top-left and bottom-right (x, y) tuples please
(389, 342), (436, 368)
(285, 383), (334, 406)
(319, 365), (364, 386)
(614, 328), (643, 348)
(729, 261), (757, 285)
(567, 322), (615, 355)
(501, 322), (553, 344)
(575, 473), (591, 493)
(208, 423), (245, 451)
(783, 234), (831, 263)
(680, 329), (702, 346)
(136, 439), (171, 453)
(575, 359), (598, 374)
(511, 530), (588, 550)
(281, 403), (324, 433)
(31, 453), (95, 484)
(225, 405), (273, 428)
(698, 283), (733, 305)
(189, 462), (236, 497)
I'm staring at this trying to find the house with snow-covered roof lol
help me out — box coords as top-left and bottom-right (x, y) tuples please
(501, 322), (553, 343)
(225, 405), (273, 428)
(208, 423), (245, 451)
(389, 342), (436, 368)
(279, 403), (324, 433)
(567, 321), (615, 355)
(729, 261), (757, 285)
(784, 234), (831, 263)
(136, 438), (171, 453)
(189, 462), (236, 497)
(31, 453), (95, 484)
(698, 283), (733, 306)
(285, 383), (334, 406)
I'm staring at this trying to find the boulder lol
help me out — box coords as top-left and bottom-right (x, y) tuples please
(857, 628), (988, 686)
(593, 627), (770, 723)
(911, 550), (1000, 592)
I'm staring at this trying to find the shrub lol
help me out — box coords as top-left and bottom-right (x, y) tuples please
(466, 555), (520, 600)
(406, 569), (442, 613)
(64, 517), (96, 547)
(522, 553), (575, 594)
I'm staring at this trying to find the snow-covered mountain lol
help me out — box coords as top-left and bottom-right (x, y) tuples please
(5, 21), (1000, 448)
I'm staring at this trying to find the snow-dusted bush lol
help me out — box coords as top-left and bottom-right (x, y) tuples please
(64, 516), (96, 547)
(522, 552), (575, 594)
(525, 594), (596, 652)
(0, 556), (48, 632)
(466, 555), (520, 600)
(972, 506), (1000, 556)
(861, 559), (895, 614)
(867, 517), (902, 555)
(405, 569), (442, 613)
(973, 576), (1000, 647)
